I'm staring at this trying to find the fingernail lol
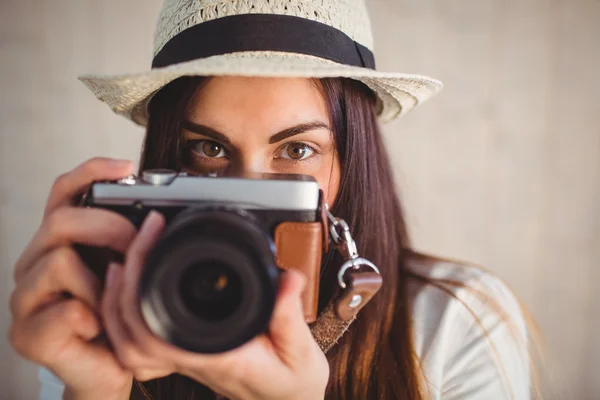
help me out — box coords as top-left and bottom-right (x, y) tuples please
(282, 270), (306, 309)
(288, 269), (307, 292)
(139, 211), (163, 237)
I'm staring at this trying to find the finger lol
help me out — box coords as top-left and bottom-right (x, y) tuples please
(11, 247), (101, 318)
(44, 157), (134, 217)
(14, 207), (137, 281)
(121, 211), (165, 349)
(102, 263), (142, 368)
(123, 211), (165, 283)
(102, 263), (134, 351)
(10, 299), (101, 365)
(103, 263), (176, 374)
(268, 269), (312, 365)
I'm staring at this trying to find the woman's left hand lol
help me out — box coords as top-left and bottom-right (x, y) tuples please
(101, 211), (330, 400)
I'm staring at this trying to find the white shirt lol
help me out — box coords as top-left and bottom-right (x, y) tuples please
(39, 260), (530, 399)
(406, 259), (530, 399)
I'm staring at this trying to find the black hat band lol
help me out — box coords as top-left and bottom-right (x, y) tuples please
(152, 14), (376, 70)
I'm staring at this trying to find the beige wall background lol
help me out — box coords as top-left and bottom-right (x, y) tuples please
(1, 0), (598, 399)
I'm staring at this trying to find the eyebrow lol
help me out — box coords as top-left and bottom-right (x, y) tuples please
(182, 121), (231, 144)
(182, 120), (331, 144)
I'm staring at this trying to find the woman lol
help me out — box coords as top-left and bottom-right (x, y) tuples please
(8, 1), (531, 399)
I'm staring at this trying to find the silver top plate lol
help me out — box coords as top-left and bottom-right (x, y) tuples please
(90, 174), (320, 211)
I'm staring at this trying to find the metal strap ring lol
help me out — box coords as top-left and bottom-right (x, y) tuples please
(337, 257), (381, 289)
(325, 206), (343, 244)
(329, 221), (342, 244)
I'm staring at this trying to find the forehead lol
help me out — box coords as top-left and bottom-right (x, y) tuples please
(185, 77), (330, 130)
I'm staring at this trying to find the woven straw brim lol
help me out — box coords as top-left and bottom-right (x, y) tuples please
(79, 51), (443, 126)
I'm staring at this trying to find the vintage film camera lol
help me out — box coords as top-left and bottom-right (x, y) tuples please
(82, 169), (328, 353)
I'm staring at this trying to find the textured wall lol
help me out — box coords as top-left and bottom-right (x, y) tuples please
(1, 1), (598, 399)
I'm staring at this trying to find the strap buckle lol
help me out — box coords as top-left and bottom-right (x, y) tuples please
(325, 205), (383, 320)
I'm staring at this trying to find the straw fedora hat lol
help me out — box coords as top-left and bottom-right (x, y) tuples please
(79, 0), (443, 126)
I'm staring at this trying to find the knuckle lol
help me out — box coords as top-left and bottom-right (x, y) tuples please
(133, 369), (155, 382)
(63, 300), (88, 323)
(133, 370), (147, 382)
(8, 289), (21, 317)
(8, 323), (34, 361)
(47, 247), (76, 279)
(34, 343), (57, 366)
(52, 172), (71, 194)
(117, 346), (140, 369)
(53, 246), (77, 265)
(43, 208), (70, 238)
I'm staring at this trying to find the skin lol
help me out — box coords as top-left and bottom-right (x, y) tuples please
(8, 77), (341, 400)
(181, 77), (340, 204)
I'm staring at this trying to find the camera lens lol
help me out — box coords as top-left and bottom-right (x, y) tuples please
(179, 261), (243, 321)
(139, 207), (278, 354)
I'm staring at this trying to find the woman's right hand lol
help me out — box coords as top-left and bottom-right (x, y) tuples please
(8, 158), (138, 400)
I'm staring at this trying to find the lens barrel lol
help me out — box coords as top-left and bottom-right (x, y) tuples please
(139, 207), (278, 353)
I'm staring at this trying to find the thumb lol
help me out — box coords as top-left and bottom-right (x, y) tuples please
(268, 269), (313, 365)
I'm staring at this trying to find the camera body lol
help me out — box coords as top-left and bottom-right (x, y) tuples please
(82, 169), (326, 353)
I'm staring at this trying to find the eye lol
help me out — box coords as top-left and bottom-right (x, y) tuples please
(191, 140), (227, 158)
(280, 142), (315, 161)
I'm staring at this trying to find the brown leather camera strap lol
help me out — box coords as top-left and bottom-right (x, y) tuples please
(334, 271), (383, 321)
(309, 272), (382, 352)
(274, 221), (322, 323)
(274, 205), (383, 353)
(309, 302), (356, 353)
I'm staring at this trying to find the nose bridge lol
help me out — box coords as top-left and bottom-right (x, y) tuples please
(242, 154), (266, 173)
(226, 134), (271, 175)
(226, 157), (263, 176)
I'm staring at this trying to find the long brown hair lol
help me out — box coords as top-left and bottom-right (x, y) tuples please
(132, 76), (472, 399)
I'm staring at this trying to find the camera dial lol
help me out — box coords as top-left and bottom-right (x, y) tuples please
(142, 169), (178, 185)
